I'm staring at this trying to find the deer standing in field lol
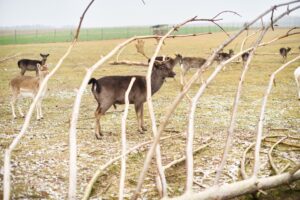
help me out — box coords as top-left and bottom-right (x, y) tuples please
(178, 54), (207, 86)
(279, 47), (291, 63)
(18, 53), (49, 76)
(214, 49), (234, 70)
(88, 61), (176, 139)
(10, 64), (49, 120)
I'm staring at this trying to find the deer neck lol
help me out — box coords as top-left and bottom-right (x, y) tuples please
(150, 70), (165, 95)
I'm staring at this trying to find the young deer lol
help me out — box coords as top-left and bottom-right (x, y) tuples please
(88, 61), (176, 139)
(279, 47), (291, 63)
(178, 54), (206, 86)
(18, 53), (49, 76)
(10, 64), (49, 120)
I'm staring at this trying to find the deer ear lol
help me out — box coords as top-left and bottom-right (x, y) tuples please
(40, 53), (43, 57)
(46, 54), (49, 57)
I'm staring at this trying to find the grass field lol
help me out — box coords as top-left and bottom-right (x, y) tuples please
(0, 29), (299, 199)
(0, 25), (239, 45)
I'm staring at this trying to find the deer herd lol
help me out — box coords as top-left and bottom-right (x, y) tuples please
(8, 44), (300, 139)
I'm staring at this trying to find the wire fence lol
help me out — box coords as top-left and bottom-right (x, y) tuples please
(0, 25), (241, 45)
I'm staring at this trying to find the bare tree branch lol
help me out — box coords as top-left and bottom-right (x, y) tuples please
(213, 4), (300, 186)
(253, 54), (300, 177)
(168, 170), (300, 200)
(119, 78), (136, 200)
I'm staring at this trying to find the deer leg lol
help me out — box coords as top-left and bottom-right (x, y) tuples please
(135, 103), (145, 134)
(10, 97), (17, 119)
(140, 104), (146, 131)
(20, 68), (26, 76)
(17, 103), (24, 118)
(35, 68), (39, 76)
(94, 104), (103, 139)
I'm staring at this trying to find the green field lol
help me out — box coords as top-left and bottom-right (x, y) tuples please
(0, 25), (239, 45)
(0, 29), (299, 199)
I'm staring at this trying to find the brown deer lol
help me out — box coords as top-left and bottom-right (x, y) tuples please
(178, 55), (207, 86)
(10, 64), (49, 120)
(18, 53), (49, 76)
(88, 61), (176, 139)
(279, 47), (291, 63)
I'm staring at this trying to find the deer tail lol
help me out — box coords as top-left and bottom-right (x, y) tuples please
(88, 78), (101, 93)
(17, 60), (22, 68)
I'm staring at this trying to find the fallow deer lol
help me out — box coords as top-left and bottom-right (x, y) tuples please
(10, 64), (49, 120)
(18, 53), (49, 76)
(88, 61), (176, 139)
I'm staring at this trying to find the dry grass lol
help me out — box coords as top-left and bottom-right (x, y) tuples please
(0, 29), (299, 199)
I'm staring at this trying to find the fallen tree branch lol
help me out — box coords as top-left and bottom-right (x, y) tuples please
(164, 138), (211, 171)
(241, 135), (287, 180)
(264, 139), (300, 148)
(167, 170), (300, 200)
(110, 60), (148, 66)
(82, 133), (181, 200)
(268, 136), (287, 175)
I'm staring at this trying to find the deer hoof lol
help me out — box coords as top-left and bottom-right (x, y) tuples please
(95, 132), (103, 140)
(142, 126), (147, 131)
(138, 129), (145, 134)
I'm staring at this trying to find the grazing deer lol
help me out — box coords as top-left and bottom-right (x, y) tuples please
(18, 53), (49, 76)
(178, 55), (206, 86)
(279, 47), (291, 63)
(10, 64), (49, 120)
(294, 66), (300, 100)
(88, 61), (176, 139)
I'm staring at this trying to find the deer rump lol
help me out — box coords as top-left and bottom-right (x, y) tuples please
(88, 76), (147, 105)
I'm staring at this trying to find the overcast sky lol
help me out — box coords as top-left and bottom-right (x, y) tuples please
(0, 0), (299, 28)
